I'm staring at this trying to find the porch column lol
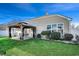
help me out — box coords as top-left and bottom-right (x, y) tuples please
(9, 27), (11, 38)
(33, 27), (36, 38)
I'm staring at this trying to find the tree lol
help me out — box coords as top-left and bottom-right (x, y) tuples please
(76, 25), (79, 30)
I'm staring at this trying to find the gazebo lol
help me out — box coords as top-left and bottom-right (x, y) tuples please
(8, 22), (36, 40)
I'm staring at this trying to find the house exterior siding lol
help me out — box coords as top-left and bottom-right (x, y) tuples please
(27, 15), (70, 34)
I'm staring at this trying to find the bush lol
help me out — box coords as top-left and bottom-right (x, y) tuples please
(37, 34), (41, 38)
(41, 31), (51, 39)
(51, 32), (61, 40)
(76, 35), (79, 41)
(41, 31), (51, 35)
(64, 33), (73, 41)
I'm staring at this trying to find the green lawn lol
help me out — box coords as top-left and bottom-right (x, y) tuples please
(0, 37), (79, 56)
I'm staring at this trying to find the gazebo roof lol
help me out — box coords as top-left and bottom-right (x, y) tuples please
(8, 22), (36, 28)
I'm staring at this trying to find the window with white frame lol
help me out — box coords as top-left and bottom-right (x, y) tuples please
(52, 24), (57, 29)
(47, 25), (51, 30)
(58, 24), (63, 30)
(58, 24), (64, 38)
(52, 24), (57, 32)
(47, 23), (64, 34)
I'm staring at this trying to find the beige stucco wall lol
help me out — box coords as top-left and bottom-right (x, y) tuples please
(27, 15), (70, 34)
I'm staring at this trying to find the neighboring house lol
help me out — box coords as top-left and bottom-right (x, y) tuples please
(0, 24), (9, 36)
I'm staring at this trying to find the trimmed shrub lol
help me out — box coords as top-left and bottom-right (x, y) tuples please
(51, 32), (61, 40)
(41, 31), (51, 35)
(76, 35), (79, 41)
(37, 34), (41, 38)
(41, 31), (51, 39)
(64, 33), (73, 41)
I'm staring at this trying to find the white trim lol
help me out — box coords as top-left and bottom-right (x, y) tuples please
(53, 14), (72, 21)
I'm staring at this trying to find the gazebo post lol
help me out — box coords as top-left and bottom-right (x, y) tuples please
(33, 27), (36, 38)
(22, 27), (24, 40)
(9, 27), (11, 38)
(20, 25), (24, 40)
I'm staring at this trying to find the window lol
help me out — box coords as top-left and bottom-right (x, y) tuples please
(58, 24), (64, 38)
(58, 24), (63, 29)
(47, 23), (64, 32)
(52, 24), (57, 29)
(52, 24), (57, 32)
(47, 25), (51, 30)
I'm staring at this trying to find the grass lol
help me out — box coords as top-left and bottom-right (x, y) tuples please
(0, 37), (79, 56)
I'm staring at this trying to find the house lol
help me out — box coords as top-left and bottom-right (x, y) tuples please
(25, 14), (71, 38)
(2, 13), (72, 40)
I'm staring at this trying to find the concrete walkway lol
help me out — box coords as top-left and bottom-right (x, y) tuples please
(56, 40), (79, 44)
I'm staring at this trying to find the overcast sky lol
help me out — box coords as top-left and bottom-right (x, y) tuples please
(0, 3), (79, 25)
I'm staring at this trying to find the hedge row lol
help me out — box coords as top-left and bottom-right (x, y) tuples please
(37, 31), (73, 41)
